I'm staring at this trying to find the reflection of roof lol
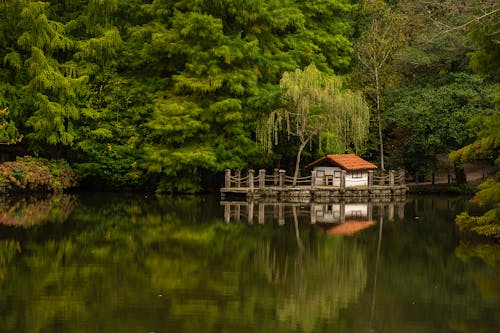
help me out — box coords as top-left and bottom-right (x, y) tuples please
(305, 154), (377, 171)
(325, 220), (376, 236)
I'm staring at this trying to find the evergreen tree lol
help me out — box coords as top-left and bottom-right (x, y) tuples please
(1, 1), (87, 151)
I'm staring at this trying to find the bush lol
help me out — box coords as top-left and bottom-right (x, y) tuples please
(0, 156), (77, 192)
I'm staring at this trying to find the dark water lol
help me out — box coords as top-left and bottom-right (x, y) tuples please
(0, 193), (498, 333)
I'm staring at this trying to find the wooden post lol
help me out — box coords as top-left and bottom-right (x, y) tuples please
(279, 169), (286, 189)
(431, 171), (435, 185)
(340, 170), (346, 191)
(224, 203), (231, 223)
(248, 169), (254, 190)
(248, 201), (254, 224)
(235, 170), (241, 188)
(397, 202), (405, 220)
(399, 169), (405, 185)
(368, 201), (373, 221)
(311, 170), (317, 188)
(388, 201), (394, 221)
(368, 170), (374, 189)
(278, 203), (285, 225)
(273, 168), (279, 186)
(235, 204), (241, 222)
(389, 170), (395, 187)
(340, 202), (345, 222)
(258, 204), (265, 224)
(225, 169), (231, 188)
(310, 204), (316, 224)
(259, 169), (266, 189)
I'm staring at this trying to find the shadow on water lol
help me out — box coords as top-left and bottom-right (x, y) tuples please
(0, 193), (498, 333)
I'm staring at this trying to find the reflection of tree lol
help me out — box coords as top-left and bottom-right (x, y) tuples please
(254, 224), (368, 333)
(0, 194), (75, 227)
(1, 195), (494, 333)
(360, 196), (500, 333)
(0, 240), (20, 280)
(0, 193), (371, 332)
(451, 243), (500, 332)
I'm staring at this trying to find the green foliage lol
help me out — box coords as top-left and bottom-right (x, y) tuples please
(258, 63), (369, 181)
(467, 5), (500, 81)
(0, 0), (360, 192)
(0, 108), (22, 144)
(450, 112), (500, 164)
(0, 156), (77, 192)
(3, 0), (495, 193)
(384, 73), (495, 173)
(455, 178), (500, 239)
(451, 111), (500, 239)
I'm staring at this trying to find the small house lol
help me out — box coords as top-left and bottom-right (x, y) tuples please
(304, 154), (377, 188)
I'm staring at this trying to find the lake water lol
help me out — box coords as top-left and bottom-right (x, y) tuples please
(0, 193), (498, 333)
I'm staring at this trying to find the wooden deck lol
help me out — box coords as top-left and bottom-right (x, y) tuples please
(221, 169), (408, 200)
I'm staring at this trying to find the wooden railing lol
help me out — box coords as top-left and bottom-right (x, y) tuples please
(224, 169), (406, 190)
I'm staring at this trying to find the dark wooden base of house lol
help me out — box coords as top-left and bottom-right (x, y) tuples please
(221, 185), (408, 201)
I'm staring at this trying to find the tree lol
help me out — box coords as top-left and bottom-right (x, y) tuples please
(1, 1), (88, 150)
(257, 63), (369, 184)
(450, 112), (500, 238)
(384, 73), (495, 176)
(354, 1), (407, 170)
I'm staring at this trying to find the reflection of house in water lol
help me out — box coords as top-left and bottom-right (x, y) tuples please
(311, 203), (371, 223)
(221, 199), (405, 235)
(311, 202), (376, 235)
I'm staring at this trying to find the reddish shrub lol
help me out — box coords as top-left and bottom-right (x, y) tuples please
(0, 156), (77, 192)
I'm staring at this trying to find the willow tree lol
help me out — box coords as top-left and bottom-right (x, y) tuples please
(258, 64), (370, 184)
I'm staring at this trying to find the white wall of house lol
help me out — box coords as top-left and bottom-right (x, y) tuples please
(312, 203), (369, 223)
(313, 166), (369, 187)
(345, 203), (369, 218)
(345, 171), (368, 187)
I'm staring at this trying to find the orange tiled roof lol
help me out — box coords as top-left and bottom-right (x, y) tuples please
(325, 220), (376, 236)
(304, 154), (377, 171)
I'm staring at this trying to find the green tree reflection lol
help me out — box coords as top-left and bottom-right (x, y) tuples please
(0, 194), (369, 333)
(0, 195), (498, 333)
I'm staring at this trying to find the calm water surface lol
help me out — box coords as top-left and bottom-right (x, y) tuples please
(0, 193), (498, 333)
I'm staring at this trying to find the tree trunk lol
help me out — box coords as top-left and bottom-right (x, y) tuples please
(374, 68), (385, 171)
(293, 206), (304, 253)
(293, 142), (307, 186)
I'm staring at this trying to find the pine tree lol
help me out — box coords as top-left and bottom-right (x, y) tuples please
(2, 1), (87, 149)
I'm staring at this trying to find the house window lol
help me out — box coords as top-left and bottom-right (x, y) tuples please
(334, 171), (341, 178)
(351, 171), (363, 179)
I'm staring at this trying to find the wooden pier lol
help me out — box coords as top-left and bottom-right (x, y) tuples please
(221, 168), (407, 200)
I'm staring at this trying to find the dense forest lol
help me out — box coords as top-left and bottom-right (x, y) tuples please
(0, 0), (498, 194)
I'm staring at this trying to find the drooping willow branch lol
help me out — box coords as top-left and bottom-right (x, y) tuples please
(256, 64), (370, 184)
